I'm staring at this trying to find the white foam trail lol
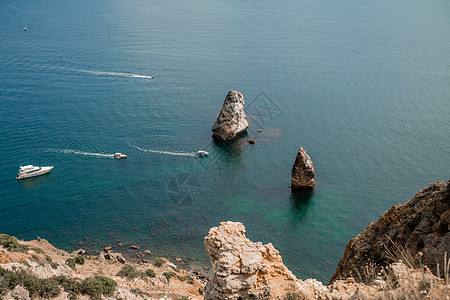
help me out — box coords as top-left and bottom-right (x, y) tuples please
(76, 69), (153, 79)
(128, 143), (195, 157)
(47, 149), (114, 158)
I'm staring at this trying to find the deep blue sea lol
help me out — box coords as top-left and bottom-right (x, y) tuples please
(1, 0), (449, 281)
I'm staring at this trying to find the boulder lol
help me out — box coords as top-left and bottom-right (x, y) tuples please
(101, 251), (126, 264)
(212, 90), (249, 141)
(71, 248), (86, 256)
(10, 285), (30, 300)
(291, 147), (315, 191)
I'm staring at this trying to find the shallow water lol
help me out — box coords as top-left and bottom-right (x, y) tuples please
(1, 0), (449, 281)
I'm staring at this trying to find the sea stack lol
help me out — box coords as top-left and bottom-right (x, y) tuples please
(212, 90), (249, 141)
(291, 147), (315, 191)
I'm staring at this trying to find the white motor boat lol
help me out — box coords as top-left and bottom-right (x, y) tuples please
(114, 153), (127, 159)
(16, 165), (53, 180)
(196, 150), (209, 157)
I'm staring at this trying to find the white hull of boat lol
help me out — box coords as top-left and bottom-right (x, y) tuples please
(16, 166), (54, 180)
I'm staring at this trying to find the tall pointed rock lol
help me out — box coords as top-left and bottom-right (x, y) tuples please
(291, 147), (315, 191)
(212, 90), (249, 141)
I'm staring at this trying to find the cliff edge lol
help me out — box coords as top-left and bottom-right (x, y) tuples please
(331, 181), (450, 283)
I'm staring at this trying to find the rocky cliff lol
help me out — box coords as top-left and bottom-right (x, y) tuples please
(204, 220), (449, 300)
(2, 182), (449, 299)
(203, 221), (325, 299)
(212, 90), (249, 141)
(331, 181), (450, 283)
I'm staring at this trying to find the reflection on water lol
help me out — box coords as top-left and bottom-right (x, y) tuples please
(289, 191), (313, 215)
(19, 173), (54, 189)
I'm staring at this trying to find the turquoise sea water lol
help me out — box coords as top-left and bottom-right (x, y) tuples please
(1, 0), (449, 281)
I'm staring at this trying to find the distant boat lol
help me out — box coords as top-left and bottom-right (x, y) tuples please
(16, 165), (53, 180)
(114, 153), (127, 159)
(196, 150), (209, 157)
(23, 27), (27, 31)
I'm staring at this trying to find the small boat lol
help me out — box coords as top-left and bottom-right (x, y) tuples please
(196, 150), (209, 157)
(114, 153), (127, 159)
(16, 165), (53, 180)
(23, 27), (27, 31)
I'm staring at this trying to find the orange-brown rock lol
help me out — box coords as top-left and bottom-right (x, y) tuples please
(0, 251), (11, 264)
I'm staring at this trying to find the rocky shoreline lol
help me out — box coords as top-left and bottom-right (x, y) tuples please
(1, 181), (449, 299)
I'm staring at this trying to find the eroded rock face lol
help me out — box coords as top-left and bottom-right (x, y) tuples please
(291, 147), (315, 191)
(212, 90), (249, 141)
(331, 181), (450, 283)
(203, 221), (325, 300)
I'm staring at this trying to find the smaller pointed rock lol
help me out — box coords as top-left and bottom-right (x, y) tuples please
(291, 147), (315, 191)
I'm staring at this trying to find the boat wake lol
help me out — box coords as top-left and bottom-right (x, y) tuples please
(76, 69), (153, 79)
(128, 143), (195, 157)
(46, 149), (115, 158)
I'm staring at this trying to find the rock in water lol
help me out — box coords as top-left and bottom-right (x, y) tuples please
(291, 147), (315, 191)
(212, 90), (249, 141)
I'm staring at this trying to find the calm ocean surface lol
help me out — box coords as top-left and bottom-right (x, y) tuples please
(1, 0), (449, 281)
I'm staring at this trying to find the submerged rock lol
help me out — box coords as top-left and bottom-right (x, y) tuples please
(212, 90), (249, 141)
(291, 147), (315, 191)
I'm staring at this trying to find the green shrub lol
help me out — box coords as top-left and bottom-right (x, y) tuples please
(66, 258), (76, 270)
(154, 258), (165, 267)
(38, 277), (61, 298)
(0, 268), (65, 298)
(94, 276), (116, 295)
(117, 265), (141, 279)
(177, 275), (194, 283)
(198, 287), (203, 295)
(81, 277), (103, 300)
(53, 276), (81, 296)
(22, 275), (42, 295)
(75, 256), (85, 265)
(0, 267), (21, 290)
(162, 272), (176, 280)
(0, 234), (28, 252)
(145, 268), (156, 278)
(80, 276), (116, 300)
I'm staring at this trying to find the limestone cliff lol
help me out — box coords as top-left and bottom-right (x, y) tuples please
(212, 90), (249, 141)
(331, 181), (450, 283)
(203, 221), (325, 300)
